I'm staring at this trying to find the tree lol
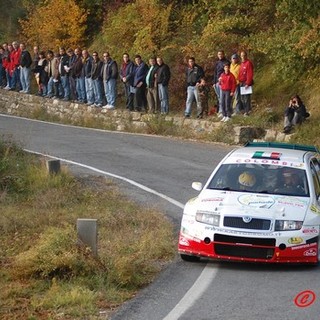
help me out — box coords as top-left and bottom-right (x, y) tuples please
(20, 0), (87, 50)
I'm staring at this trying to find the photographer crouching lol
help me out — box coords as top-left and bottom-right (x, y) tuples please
(283, 95), (310, 134)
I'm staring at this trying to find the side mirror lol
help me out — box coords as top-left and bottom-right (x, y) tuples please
(192, 182), (203, 191)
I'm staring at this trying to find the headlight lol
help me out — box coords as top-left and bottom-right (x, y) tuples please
(275, 220), (303, 231)
(196, 211), (220, 226)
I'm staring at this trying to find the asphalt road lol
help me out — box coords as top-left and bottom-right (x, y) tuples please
(0, 114), (319, 320)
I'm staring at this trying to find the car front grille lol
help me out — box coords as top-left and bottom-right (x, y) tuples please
(213, 234), (276, 260)
(223, 217), (271, 230)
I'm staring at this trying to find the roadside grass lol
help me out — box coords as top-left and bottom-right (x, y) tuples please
(0, 138), (176, 319)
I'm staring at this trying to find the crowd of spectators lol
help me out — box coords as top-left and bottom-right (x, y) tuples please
(0, 42), (260, 121)
(0, 42), (172, 113)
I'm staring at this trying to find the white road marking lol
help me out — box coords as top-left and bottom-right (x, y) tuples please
(24, 149), (185, 209)
(163, 264), (218, 320)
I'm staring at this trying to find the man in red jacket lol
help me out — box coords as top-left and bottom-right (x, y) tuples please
(239, 50), (254, 116)
(219, 62), (236, 122)
(10, 41), (21, 91)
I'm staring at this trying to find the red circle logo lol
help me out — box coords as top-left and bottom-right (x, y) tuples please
(294, 290), (316, 308)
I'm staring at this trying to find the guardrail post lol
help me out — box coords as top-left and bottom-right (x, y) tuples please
(46, 159), (61, 174)
(77, 218), (98, 256)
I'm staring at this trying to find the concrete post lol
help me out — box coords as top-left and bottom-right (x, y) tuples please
(77, 218), (98, 256)
(46, 159), (61, 174)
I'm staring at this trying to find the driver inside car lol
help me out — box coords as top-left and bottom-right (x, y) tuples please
(277, 168), (305, 195)
(238, 171), (256, 191)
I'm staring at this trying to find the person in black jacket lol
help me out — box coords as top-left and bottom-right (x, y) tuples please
(91, 51), (103, 107)
(58, 47), (70, 100)
(283, 95), (310, 134)
(213, 50), (230, 115)
(101, 52), (118, 109)
(19, 43), (32, 93)
(184, 57), (204, 118)
(120, 53), (135, 111)
(156, 57), (171, 114)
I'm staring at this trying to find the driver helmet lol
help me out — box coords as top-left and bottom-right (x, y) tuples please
(239, 171), (256, 188)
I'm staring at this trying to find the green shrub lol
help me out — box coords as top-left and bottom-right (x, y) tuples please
(13, 226), (101, 279)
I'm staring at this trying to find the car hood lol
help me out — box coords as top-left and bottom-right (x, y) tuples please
(195, 189), (310, 221)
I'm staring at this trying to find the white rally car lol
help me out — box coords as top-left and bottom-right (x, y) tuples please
(178, 142), (320, 264)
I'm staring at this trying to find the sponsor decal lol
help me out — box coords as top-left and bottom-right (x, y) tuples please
(291, 243), (317, 251)
(276, 197), (308, 208)
(234, 159), (305, 168)
(238, 194), (275, 208)
(216, 227), (281, 237)
(303, 248), (317, 257)
(302, 228), (319, 234)
(310, 204), (320, 214)
(201, 197), (224, 202)
(288, 237), (303, 244)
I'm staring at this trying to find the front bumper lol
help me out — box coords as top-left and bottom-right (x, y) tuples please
(178, 231), (319, 264)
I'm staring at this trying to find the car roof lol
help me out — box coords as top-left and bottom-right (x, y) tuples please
(226, 142), (318, 164)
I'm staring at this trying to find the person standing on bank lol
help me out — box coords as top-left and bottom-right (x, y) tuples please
(184, 56), (204, 118)
(230, 53), (242, 114)
(133, 55), (148, 112)
(156, 57), (171, 114)
(19, 43), (32, 93)
(102, 52), (118, 109)
(146, 56), (159, 114)
(219, 62), (236, 122)
(120, 53), (135, 111)
(91, 51), (104, 108)
(239, 50), (254, 116)
(58, 47), (70, 101)
(213, 50), (229, 116)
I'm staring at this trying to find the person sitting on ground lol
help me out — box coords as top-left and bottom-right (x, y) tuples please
(283, 95), (309, 134)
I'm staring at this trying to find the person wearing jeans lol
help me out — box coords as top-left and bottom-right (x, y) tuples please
(102, 52), (118, 109)
(213, 50), (230, 115)
(156, 57), (171, 114)
(58, 47), (70, 100)
(219, 62), (236, 122)
(184, 57), (204, 118)
(82, 50), (94, 105)
(91, 52), (103, 107)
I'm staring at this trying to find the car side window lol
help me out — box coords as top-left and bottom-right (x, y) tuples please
(312, 158), (320, 182)
(310, 160), (320, 198)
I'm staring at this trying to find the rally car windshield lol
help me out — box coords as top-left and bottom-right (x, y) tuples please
(207, 164), (309, 197)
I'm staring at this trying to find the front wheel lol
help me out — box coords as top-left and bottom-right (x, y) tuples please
(180, 254), (200, 262)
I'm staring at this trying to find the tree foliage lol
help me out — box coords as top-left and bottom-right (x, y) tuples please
(19, 0), (88, 49)
(92, 0), (173, 61)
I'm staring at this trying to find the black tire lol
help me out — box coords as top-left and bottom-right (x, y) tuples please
(180, 254), (201, 262)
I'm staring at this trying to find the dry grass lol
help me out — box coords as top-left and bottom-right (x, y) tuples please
(0, 139), (175, 319)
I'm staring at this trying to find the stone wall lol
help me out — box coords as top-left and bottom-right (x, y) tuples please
(0, 90), (289, 144)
